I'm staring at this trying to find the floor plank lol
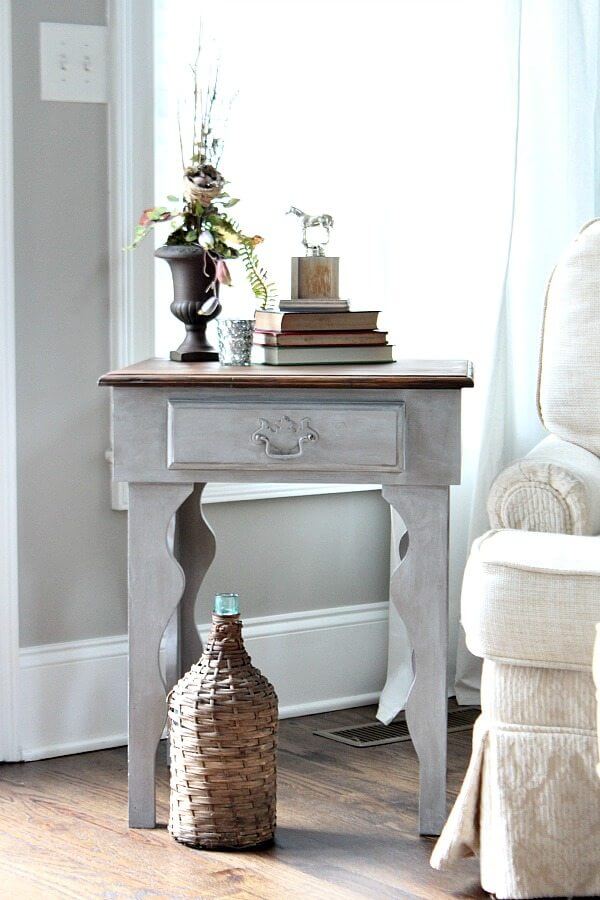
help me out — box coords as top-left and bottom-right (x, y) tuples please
(0, 706), (484, 899)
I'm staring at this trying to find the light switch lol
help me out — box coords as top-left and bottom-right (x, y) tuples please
(40, 23), (108, 103)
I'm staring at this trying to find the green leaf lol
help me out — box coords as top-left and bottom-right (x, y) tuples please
(222, 197), (240, 208)
(166, 195), (179, 202)
(184, 230), (198, 242)
(238, 238), (277, 307)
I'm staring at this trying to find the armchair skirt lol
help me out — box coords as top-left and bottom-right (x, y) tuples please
(432, 530), (600, 899)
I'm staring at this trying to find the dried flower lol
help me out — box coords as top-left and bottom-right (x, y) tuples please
(215, 259), (232, 286)
(127, 34), (276, 307)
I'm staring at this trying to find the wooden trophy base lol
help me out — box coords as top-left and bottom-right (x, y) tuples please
(291, 257), (339, 300)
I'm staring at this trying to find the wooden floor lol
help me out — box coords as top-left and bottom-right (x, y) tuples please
(0, 706), (485, 899)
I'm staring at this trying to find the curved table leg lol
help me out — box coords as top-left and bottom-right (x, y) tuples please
(382, 485), (449, 836)
(163, 484), (217, 690)
(174, 483), (216, 674)
(127, 482), (193, 828)
(163, 484), (216, 766)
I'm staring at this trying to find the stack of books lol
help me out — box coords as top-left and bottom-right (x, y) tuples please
(252, 309), (394, 365)
(252, 249), (395, 365)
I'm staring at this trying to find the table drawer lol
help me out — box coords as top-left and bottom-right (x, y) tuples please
(167, 400), (405, 473)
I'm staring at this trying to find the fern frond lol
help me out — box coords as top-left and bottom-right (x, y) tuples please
(221, 215), (276, 307)
(239, 239), (277, 308)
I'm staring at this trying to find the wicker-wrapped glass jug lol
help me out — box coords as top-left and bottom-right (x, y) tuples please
(167, 593), (278, 849)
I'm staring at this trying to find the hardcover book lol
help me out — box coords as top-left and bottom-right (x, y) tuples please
(277, 297), (350, 312)
(254, 310), (380, 332)
(251, 344), (395, 366)
(254, 330), (388, 347)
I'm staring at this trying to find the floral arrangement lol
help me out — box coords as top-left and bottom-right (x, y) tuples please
(129, 61), (276, 308)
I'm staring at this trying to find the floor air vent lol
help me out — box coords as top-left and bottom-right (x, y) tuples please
(313, 706), (480, 748)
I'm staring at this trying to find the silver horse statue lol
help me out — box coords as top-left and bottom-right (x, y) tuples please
(287, 206), (334, 256)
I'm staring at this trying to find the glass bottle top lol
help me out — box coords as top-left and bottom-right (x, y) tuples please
(214, 593), (240, 616)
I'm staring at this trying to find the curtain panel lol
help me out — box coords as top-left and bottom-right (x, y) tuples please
(153, 0), (600, 714)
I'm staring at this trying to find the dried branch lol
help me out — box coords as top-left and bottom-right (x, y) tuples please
(177, 104), (185, 173)
(190, 26), (202, 161)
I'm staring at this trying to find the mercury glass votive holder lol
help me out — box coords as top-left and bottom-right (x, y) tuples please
(216, 318), (254, 366)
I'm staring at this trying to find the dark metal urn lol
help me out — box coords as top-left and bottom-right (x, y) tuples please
(155, 244), (222, 362)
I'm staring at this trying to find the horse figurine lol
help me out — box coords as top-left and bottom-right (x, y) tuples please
(287, 206), (334, 256)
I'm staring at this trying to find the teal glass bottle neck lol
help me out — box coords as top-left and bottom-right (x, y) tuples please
(213, 593), (240, 616)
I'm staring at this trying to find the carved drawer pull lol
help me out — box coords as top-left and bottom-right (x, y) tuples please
(251, 415), (319, 459)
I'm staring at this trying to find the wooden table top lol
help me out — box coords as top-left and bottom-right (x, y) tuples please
(98, 358), (473, 389)
(99, 358), (474, 389)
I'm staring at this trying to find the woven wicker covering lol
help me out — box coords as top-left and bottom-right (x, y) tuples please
(167, 613), (278, 849)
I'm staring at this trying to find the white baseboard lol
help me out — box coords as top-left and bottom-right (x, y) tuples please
(18, 601), (389, 761)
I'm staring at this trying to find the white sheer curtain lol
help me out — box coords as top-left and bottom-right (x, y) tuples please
(455, 0), (600, 703)
(153, 0), (600, 714)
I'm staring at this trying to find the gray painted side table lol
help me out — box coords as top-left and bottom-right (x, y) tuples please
(100, 358), (474, 836)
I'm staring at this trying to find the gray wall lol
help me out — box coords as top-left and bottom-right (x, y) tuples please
(13, 0), (126, 647)
(12, 1), (391, 648)
(199, 491), (390, 622)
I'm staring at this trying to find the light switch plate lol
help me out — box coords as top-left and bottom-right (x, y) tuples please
(40, 23), (108, 103)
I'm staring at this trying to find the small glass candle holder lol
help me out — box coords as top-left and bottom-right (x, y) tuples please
(216, 319), (254, 366)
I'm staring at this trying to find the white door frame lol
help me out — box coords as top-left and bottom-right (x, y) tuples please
(0, 1), (21, 762)
(107, 0), (156, 510)
(108, 0), (155, 375)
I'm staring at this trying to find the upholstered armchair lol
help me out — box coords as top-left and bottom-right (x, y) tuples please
(488, 219), (600, 538)
(431, 220), (600, 899)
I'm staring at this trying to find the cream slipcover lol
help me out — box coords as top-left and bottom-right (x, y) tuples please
(433, 221), (600, 898)
(488, 433), (600, 535)
(595, 625), (600, 778)
(432, 530), (600, 899)
(538, 218), (600, 456)
(489, 219), (600, 535)
(462, 530), (600, 669)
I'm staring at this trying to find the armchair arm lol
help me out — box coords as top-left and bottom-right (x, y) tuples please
(487, 434), (600, 535)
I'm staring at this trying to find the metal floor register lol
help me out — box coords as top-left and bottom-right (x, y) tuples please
(314, 706), (480, 748)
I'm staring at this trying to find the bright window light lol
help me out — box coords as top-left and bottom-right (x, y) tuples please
(154, 0), (516, 377)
